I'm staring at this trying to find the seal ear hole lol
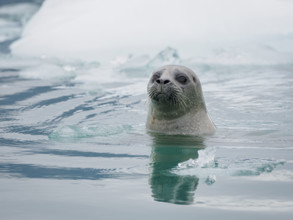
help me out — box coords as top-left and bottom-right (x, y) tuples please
(193, 76), (196, 83)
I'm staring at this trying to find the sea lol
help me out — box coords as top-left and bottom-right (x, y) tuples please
(1, 1), (293, 219)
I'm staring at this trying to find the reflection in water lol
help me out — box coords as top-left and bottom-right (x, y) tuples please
(148, 133), (205, 205)
(0, 163), (116, 180)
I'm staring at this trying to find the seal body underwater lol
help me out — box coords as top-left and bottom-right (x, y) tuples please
(146, 65), (216, 135)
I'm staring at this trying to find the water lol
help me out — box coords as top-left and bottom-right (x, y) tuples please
(1, 1), (293, 220)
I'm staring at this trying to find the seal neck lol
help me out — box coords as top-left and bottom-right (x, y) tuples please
(149, 101), (206, 121)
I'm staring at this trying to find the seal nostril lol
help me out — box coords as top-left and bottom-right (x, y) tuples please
(163, 80), (170, 84)
(156, 79), (161, 84)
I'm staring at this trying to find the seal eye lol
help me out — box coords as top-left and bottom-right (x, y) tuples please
(176, 75), (188, 84)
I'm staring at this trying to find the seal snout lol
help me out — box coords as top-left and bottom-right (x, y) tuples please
(155, 78), (170, 85)
(151, 77), (174, 102)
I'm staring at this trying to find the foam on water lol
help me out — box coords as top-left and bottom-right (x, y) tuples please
(172, 147), (286, 184)
(49, 124), (132, 140)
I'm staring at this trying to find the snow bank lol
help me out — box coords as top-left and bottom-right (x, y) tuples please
(10, 0), (293, 62)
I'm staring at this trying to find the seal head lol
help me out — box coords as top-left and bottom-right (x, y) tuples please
(146, 65), (215, 135)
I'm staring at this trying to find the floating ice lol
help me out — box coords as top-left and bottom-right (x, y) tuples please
(49, 124), (132, 141)
(190, 45), (293, 65)
(19, 62), (76, 80)
(6, 47), (182, 85)
(178, 147), (216, 169)
(147, 47), (181, 68)
(0, 3), (40, 45)
(172, 147), (286, 185)
(10, 0), (293, 61)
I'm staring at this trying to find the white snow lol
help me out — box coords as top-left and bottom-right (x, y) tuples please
(10, 0), (293, 62)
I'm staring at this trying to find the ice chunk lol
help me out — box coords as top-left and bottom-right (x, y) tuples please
(10, 0), (293, 62)
(147, 47), (180, 68)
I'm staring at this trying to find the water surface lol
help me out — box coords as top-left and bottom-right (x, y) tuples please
(1, 1), (293, 220)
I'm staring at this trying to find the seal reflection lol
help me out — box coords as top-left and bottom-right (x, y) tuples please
(148, 133), (205, 205)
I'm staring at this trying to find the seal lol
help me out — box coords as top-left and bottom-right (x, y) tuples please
(146, 65), (216, 135)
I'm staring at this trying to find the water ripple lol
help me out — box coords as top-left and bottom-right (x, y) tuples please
(0, 163), (119, 180)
